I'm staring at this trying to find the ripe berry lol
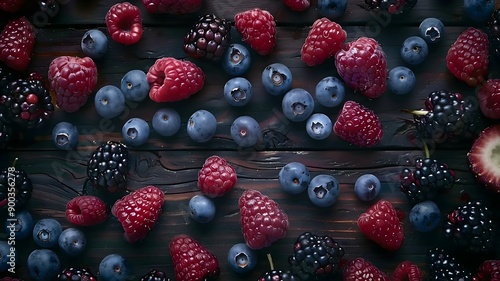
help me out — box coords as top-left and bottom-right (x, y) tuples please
(120, 69), (150, 102)
(259, 254), (299, 281)
(81, 29), (109, 59)
(282, 88), (315, 122)
(0, 241), (9, 272)
(52, 122), (79, 150)
(141, 0), (202, 14)
(283, 0), (310, 11)
(224, 77), (252, 106)
(427, 247), (472, 280)
(227, 243), (257, 273)
(401, 35), (428, 63)
(234, 8), (276, 55)
(354, 174), (381, 201)
(65, 195), (108, 226)
(262, 63), (293, 96)
(308, 174), (340, 207)
(231, 116), (261, 147)
(279, 162), (310, 194)
(300, 17), (346, 66)
(94, 85), (126, 119)
(139, 269), (170, 281)
(464, 0), (494, 22)
(305, 113), (332, 140)
(98, 254), (131, 281)
(387, 66), (416, 95)
(86, 141), (130, 192)
(0, 17), (35, 72)
(392, 260), (423, 281)
(0, 167), (33, 211)
(197, 155), (237, 198)
(187, 109), (217, 143)
(222, 43), (252, 76)
(105, 2), (143, 45)
(419, 17), (445, 44)
(188, 194), (216, 223)
(57, 267), (97, 281)
(32, 218), (63, 248)
(318, 0), (348, 19)
(122, 117), (150, 147)
(152, 108), (181, 137)
(486, 9), (500, 61)
(342, 257), (390, 280)
(408, 200), (441, 232)
(27, 249), (61, 281)
(333, 101), (383, 147)
(5, 210), (33, 240)
(183, 14), (232, 60)
(315, 76), (345, 108)
(57, 228), (86, 256)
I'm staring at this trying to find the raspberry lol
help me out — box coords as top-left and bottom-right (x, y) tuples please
(86, 141), (130, 192)
(197, 155), (237, 198)
(141, 0), (202, 14)
(283, 0), (310, 11)
(234, 8), (276, 55)
(335, 37), (387, 99)
(478, 79), (500, 119)
(65, 195), (108, 226)
(111, 185), (164, 243)
(106, 2), (143, 45)
(0, 0), (25, 13)
(342, 258), (390, 281)
(301, 18), (346, 67)
(0, 16), (35, 72)
(239, 189), (289, 250)
(183, 14), (232, 60)
(48, 56), (98, 113)
(446, 27), (489, 87)
(169, 234), (220, 281)
(474, 260), (500, 281)
(392, 260), (423, 281)
(333, 101), (383, 147)
(146, 57), (204, 102)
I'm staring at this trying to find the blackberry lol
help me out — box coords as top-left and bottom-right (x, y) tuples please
(288, 232), (345, 280)
(140, 269), (171, 281)
(183, 14), (232, 60)
(487, 9), (500, 61)
(0, 63), (18, 94)
(0, 167), (33, 211)
(427, 247), (472, 281)
(399, 158), (455, 205)
(258, 270), (299, 281)
(86, 141), (130, 193)
(57, 267), (97, 281)
(443, 200), (496, 255)
(0, 113), (12, 149)
(363, 0), (418, 14)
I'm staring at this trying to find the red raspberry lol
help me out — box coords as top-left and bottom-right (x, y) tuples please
(0, 0), (25, 13)
(0, 16), (35, 72)
(478, 79), (500, 120)
(357, 199), (404, 251)
(48, 56), (98, 113)
(146, 57), (204, 102)
(106, 2), (143, 45)
(239, 189), (289, 250)
(335, 37), (387, 99)
(473, 260), (500, 281)
(234, 8), (276, 55)
(169, 234), (220, 281)
(333, 101), (383, 147)
(392, 260), (423, 281)
(111, 185), (164, 243)
(198, 155), (237, 198)
(65, 195), (108, 226)
(301, 18), (346, 66)
(141, 0), (202, 14)
(283, 0), (310, 11)
(342, 258), (390, 281)
(446, 27), (488, 87)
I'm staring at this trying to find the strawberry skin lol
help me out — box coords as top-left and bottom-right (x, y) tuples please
(111, 185), (164, 243)
(468, 125), (500, 193)
(342, 257), (390, 281)
(0, 16), (35, 72)
(357, 199), (404, 251)
(478, 79), (500, 120)
(65, 195), (108, 226)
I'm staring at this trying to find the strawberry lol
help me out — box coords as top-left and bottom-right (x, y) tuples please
(446, 27), (489, 87)
(473, 260), (500, 281)
(238, 189), (289, 250)
(283, 0), (310, 11)
(357, 199), (404, 251)
(342, 257), (390, 281)
(0, 16), (35, 72)
(141, 0), (202, 14)
(478, 79), (500, 120)
(234, 8), (276, 55)
(169, 234), (220, 281)
(106, 2), (143, 45)
(198, 155), (237, 198)
(468, 125), (500, 193)
(392, 260), (423, 281)
(111, 185), (164, 243)
(333, 101), (383, 147)
(65, 195), (108, 226)
(0, 0), (25, 13)
(301, 17), (347, 66)
(146, 57), (204, 103)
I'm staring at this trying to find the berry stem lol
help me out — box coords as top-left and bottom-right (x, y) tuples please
(266, 253), (275, 271)
(10, 157), (18, 168)
(423, 141), (430, 159)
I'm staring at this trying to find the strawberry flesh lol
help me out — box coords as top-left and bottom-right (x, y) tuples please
(468, 125), (500, 193)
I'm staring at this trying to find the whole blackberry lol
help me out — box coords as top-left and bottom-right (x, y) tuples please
(140, 269), (171, 281)
(363, 0), (418, 14)
(259, 270), (299, 281)
(0, 63), (18, 93)
(443, 200), (496, 255)
(414, 90), (484, 143)
(183, 14), (232, 60)
(57, 267), (97, 281)
(0, 167), (33, 211)
(86, 141), (130, 193)
(288, 232), (345, 280)
(400, 158), (455, 205)
(487, 9), (500, 61)
(427, 247), (472, 280)
(0, 113), (12, 149)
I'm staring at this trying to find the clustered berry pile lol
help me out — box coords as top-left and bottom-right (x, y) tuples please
(1, 0), (500, 280)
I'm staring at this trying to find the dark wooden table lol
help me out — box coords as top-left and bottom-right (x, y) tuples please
(1, 0), (500, 279)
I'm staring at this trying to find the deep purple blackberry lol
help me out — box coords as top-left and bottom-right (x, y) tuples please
(288, 232), (344, 280)
(183, 14), (232, 60)
(363, 0), (418, 14)
(0, 167), (33, 211)
(258, 270), (299, 281)
(86, 141), (130, 193)
(0, 112), (11, 149)
(57, 267), (97, 281)
(427, 247), (472, 281)
(0, 63), (18, 93)
(140, 269), (171, 281)
(444, 200), (496, 255)
(487, 9), (500, 61)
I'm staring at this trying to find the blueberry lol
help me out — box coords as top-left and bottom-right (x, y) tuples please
(52, 121), (79, 150)
(122, 117), (150, 146)
(306, 113), (332, 140)
(5, 210), (34, 240)
(308, 174), (340, 207)
(187, 109), (217, 143)
(81, 29), (108, 59)
(224, 77), (252, 106)
(464, 0), (494, 22)
(315, 76), (345, 107)
(400, 36), (429, 65)
(318, 0), (347, 19)
(354, 174), (381, 201)
(0, 241), (10, 272)
(188, 194), (216, 223)
(227, 243), (257, 273)
(27, 249), (61, 281)
(120, 69), (150, 102)
(94, 85), (126, 119)
(262, 63), (293, 96)
(32, 218), (62, 248)
(419, 18), (445, 44)
(98, 254), (131, 281)
(230, 116), (261, 147)
(278, 162), (310, 194)
(387, 66), (416, 95)
(282, 88), (315, 122)
(409, 200), (442, 232)
(222, 44), (252, 76)
(58, 227), (86, 256)
(152, 108), (181, 137)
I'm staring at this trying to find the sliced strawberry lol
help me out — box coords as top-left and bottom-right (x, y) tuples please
(0, 16), (35, 72)
(468, 125), (500, 193)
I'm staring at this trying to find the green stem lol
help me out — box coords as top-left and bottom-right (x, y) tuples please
(423, 142), (430, 159)
(10, 158), (18, 168)
(266, 254), (275, 271)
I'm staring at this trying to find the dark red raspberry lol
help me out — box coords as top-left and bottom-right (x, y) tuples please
(106, 2), (143, 45)
(65, 196), (108, 226)
(392, 260), (423, 281)
(141, 0), (202, 14)
(478, 79), (500, 119)
(301, 17), (346, 66)
(283, 0), (310, 11)
(197, 155), (237, 198)
(234, 8), (276, 55)
(0, 17), (35, 72)
(342, 258), (390, 281)
(333, 101), (383, 147)
(473, 260), (500, 281)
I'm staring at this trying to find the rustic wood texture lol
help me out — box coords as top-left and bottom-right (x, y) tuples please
(1, 0), (500, 279)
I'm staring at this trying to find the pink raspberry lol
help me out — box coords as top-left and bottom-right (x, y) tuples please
(198, 155), (237, 198)
(234, 8), (276, 56)
(333, 101), (383, 147)
(301, 17), (346, 66)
